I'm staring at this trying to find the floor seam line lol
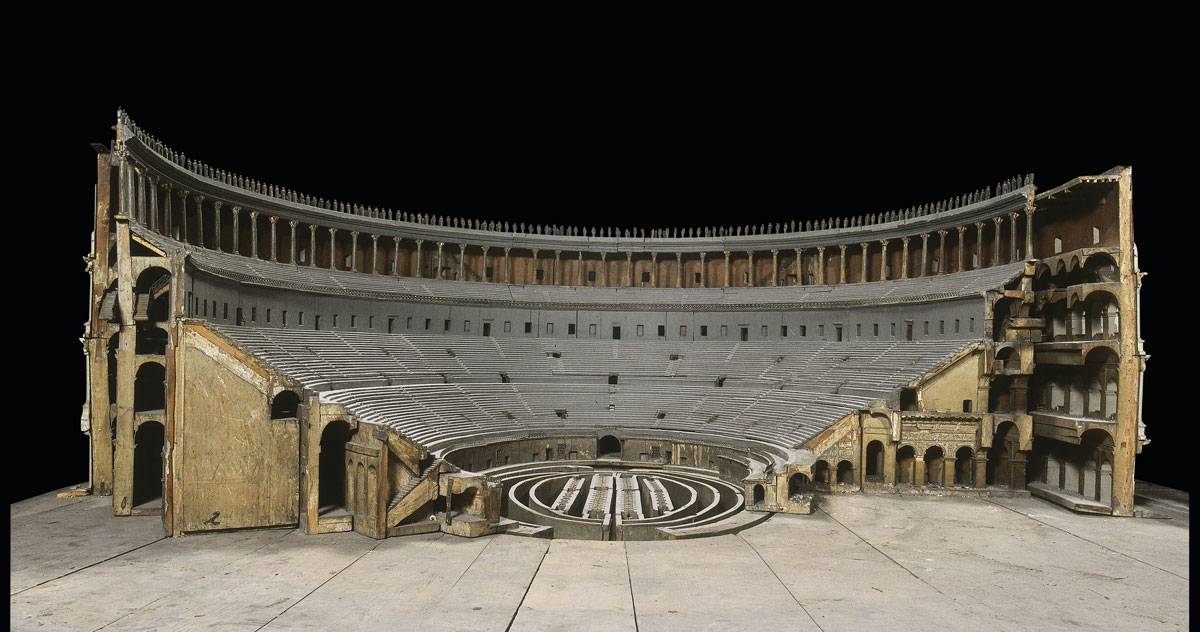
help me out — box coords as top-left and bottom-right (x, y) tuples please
(11, 536), (168, 597)
(504, 538), (551, 632)
(984, 498), (1188, 581)
(624, 541), (640, 632)
(736, 531), (824, 632)
(445, 536), (496, 593)
(819, 506), (1036, 632)
(252, 538), (384, 632)
(90, 528), (297, 630)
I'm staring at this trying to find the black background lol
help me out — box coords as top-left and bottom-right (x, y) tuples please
(21, 70), (1179, 503)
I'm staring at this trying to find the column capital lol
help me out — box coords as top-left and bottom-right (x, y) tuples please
(249, 210), (259, 219)
(288, 220), (297, 228)
(193, 193), (205, 202)
(328, 226), (336, 235)
(531, 248), (539, 256)
(651, 252), (658, 260)
(175, 188), (190, 198)
(269, 216), (278, 224)
(858, 242), (868, 249)
(458, 243), (466, 251)
(957, 225), (966, 234)
(817, 246), (825, 253)
(920, 233), (929, 240)
(770, 249), (779, 255)
(975, 221), (986, 229)
(371, 233), (379, 241)
(503, 247), (511, 254)
(838, 244), (847, 252)
(700, 251), (708, 259)
(676, 251), (683, 259)
(600, 251), (606, 259)
(436, 241), (444, 248)
(481, 245), (490, 253)
(309, 224), (318, 232)
(1009, 211), (1020, 221)
(993, 216), (1003, 225)
(937, 229), (948, 237)
(626, 251), (633, 260)
(879, 239), (888, 247)
(415, 238), (424, 245)
(723, 250), (730, 258)
(746, 250), (754, 257)
(901, 235), (910, 244)
(212, 199), (222, 209)
(554, 250), (561, 257)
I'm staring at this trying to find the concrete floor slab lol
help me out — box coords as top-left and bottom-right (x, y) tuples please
(10, 486), (1190, 631)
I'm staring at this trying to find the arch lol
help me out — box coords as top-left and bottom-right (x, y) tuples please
(1083, 252), (1118, 282)
(992, 297), (1020, 342)
(597, 435), (621, 458)
(923, 446), (944, 486)
(989, 375), (1013, 413)
(987, 421), (1020, 487)
(1084, 346), (1119, 366)
(451, 485), (478, 514)
(865, 440), (885, 481)
(752, 484), (765, 505)
(1032, 263), (1056, 291)
(954, 447), (974, 486)
(896, 445), (916, 485)
(812, 460), (831, 486)
(271, 390), (301, 419)
(788, 473), (812, 496)
(135, 324), (168, 355)
(318, 420), (351, 514)
(134, 267), (171, 322)
(836, 460), (854, 484)
(133, 361), (166, 412)
(995, 346), (1016, 371)
(132, 420), (164, 508)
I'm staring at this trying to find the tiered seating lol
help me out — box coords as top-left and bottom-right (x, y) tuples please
(180, 237), (1025, 309)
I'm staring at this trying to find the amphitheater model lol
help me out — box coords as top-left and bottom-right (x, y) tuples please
(79, 110), (1146, 542)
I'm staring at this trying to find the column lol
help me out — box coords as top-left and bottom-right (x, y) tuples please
(859, 242), (868, 282)
(212, 200), (223, 251)
(1024, 202), (1035, 259)
(393, 237), (402, 276)
(937, 230), (947, 274)
(269, 217), (279, 262)
(177, 190), (190, 244)
(914, 455), (926, 486)
(531, 249), (539, 284)
(900, 237), (910, 279)
(974, 450), (988, 489)
(992, 217), (1003, 266)
(309, 225), (318, 268)
(677, 252), (684, 287)
(919, 233), (929, 277)
(793, 249), (801, 285)
(134, 167), (145, 223)
(651, 252), (658, 287)
(436, 242), (445, 279)
(415, 239), (424, 277)
(746, 251), (755, 286)
(838, 245), (847, 284)
(504, 247), (511, 282)
(943, 456), (957, 487)
(956, 226), (966, 272)
(249, 211), (260, 259)
(194, 195), (205, 247)
(458, 244), (466, 280)
(553, 250), (561, 285)
(700, 252), (708, 287)
(626, 252), (634, 287)
(600, 252), (608, 286)
(481, 246), (490, 281)
(879, 240), (889, 280)
(1009, 212), (1020, 261)
(578, 252), (584, 286)
(148, 178), (158, 232)
(328, 228), (338, 268)
(289, 221), (298, 264)
(345, 231), (356, 271)
(723, 251), (730, 287)
(372, 235), (380, 274)
(163, 183), (173, 237)
(816, 247), (825, 285)
(975, 222), (985, 269)
(230, 206), (239, 255)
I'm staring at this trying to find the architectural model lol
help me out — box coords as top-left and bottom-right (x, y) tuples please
(80, 110), (1146, 540)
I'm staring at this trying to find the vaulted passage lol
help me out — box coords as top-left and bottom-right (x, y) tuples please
(319, 420), (351, 515)
(132, 421), (164, 509)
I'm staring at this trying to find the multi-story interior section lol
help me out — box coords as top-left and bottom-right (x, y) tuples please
(80, 110), (1145, 541)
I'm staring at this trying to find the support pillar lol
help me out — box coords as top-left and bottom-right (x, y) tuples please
(974, 451), (988, 488)
(1010, 212), (1020, 261)
(504, 247), (511, 283)
(458, 244), (466, 280)
(723, 251), (730, 287)
(937, 230), (947, 274)
(816, 247), (825, 285)
(919, 233), (929, 277)
(415, 239), (424, 278)
(289, 221), (298, 265)
(627, 252), (633, 287)
(858, 242), (868, 282)
(956, 226), (966, 272)
(913, 456), (926, 486)
(435, 241), (445, 279)
(553, 250), (561, 285)
(212, 200), (221, 251)
(992, 217), (1002, 266)
(838, 245), (847, 284)
(770, 249), (778, 286)
(677, 252), (684, 287)
(177, 190), (189, 244)
(901, 237), (909, 279)
(578, 252), (584, 286)
(163, 183), (173, 237)
(600, 252), (608, 286)
(249, 211), (259, 259)
(230, 205), (239, 255)
(699, 252), (707, 287)
(531, 249), (539, 284)
(975, 222), (985, 269)
(309, 225), (317, 267)
(651, 253), (658, 287)
(943, 457), (956, 487)
(195, 195), (205, 248)
(371, 235), (379, 274)
(481, 246), (489, 281)
(328, 228), (338, 269)
(746, 251), (755, 286)
(270, 217), (279, 262)
(1024, 199), (1036, 260)
(792, 249), (801, 285)
(879, 240), (888, 280)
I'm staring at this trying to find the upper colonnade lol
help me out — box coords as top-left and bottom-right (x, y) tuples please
(112, 109), (1042, 288)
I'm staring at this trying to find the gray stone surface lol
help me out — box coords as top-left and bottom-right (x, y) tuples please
(11, 486), (1189, 631)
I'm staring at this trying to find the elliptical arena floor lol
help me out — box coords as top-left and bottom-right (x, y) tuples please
(11, 484), (1188, 631)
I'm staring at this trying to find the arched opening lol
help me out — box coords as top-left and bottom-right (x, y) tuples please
(954, 447), (974, 486)
(752, 484), (765, 505)
(900, 388), (918, 411)
(836, 460), (854, 485)
(896, 446), (916, 485)
(597, 435), (621, 458)
(271, 390), (301, 419)
(992, 297), (1019, 342)
(812, 460), (831, 487)
(923, 446), (944, 486)
(451, 486), (478, 514)
(989, 376), (1013, 413)
(788, 473), (812, 497)
(865, 440), (884, 481)
(1079, 429), (1115, 504)
(995, 347), (1016, 372)
(135, 267), (171, 323)
(132, 421), (164, 509)
(987, 421), (1020, 488)
(135, 325), (167, 355)
(1083, 253), (1118, 283)
(319, 420), (352, 515)
(134, 362), (165, 412)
